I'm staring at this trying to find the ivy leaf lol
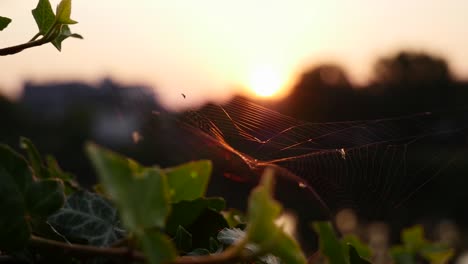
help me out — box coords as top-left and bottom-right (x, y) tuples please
(46, 155), (79, 194)
(175, 225), (192, 253)
(222, 208), (247, 228)
(31, 0), (55, 35)
(56, 0), (77, 24)
(20, 137), (48, 179)
(48, 191), (125, 247)
(390, 245), (415, 264)
(420, 244), (454, 264)
(0, 145), (64, 251)
(349, 245), (371, 264)
(312, 222), (348, 264)
(0, 145), (33, 251)
(165, 160), (212, 203)
(26, 179), (65, 217)
(401, 225), (427, 252)
(166, 197), (225, 234)
(140, 229), (177, 264)
(0, 16), (12, 31)
(342, 234), (372, 260)
(187, 208), (228, 249)
(187, 248), (211, 256)
(20, 138), (79, 193)
(86, 143), (171, 231)
(246, 169), (307, 264)
(51, 24), (83, 51)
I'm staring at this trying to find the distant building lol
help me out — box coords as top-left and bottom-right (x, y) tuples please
(19, 78), (163, 146)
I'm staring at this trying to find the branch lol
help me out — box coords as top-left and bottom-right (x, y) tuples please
(0, 28), (60, 56)
(29, 235), (257, 264)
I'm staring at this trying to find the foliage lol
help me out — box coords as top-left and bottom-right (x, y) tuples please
(0, 0), (82, 56)
(390, 226), (454, 264)
(0, 138), (456, 263)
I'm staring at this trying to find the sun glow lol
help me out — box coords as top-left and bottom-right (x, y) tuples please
(248, 65), (285, 97)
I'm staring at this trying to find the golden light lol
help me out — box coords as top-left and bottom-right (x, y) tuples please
(247, 65), (284, 97)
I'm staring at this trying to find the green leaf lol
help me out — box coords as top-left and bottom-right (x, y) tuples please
(246, 169), (306, 264)
(222, 208), (247, 228)
(246, 169), (281, 243)
(48, 191), (125, 247)
(186, 208), (228, 249)
(165, 160), (212, 203)
(0, 145), (64, 251)
(312, 222), (347, 264)
(187, 248), (211, 256)
(20, 137), (47, 179)
(56, 0), (77, 24)
(175, 225), (192, 253)
(342, 235), (372, 259)
(0, 145), (32, 193)
(0, 145), (33, 251)
(20, 138), (78, 193)
(401, 225), (427, 252)
(26, 179), (64, 217)
(349, 245), (371, 264)
(0, 16), (12, 31)
(86, 143), (171, 231)
(166, 197), (225, 234)
(139, 229), (177, 264)
(51, 24), (83, 51)
(390, 245), (415, 264)
(31, 0), (55, 35)
(46, 155), (79, 194)
(420, 244), (454, 264)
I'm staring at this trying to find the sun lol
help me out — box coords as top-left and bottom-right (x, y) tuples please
(248, 65), (284, 97)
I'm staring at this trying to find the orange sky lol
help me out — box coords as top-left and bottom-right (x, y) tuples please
(0, 0), (467, 110)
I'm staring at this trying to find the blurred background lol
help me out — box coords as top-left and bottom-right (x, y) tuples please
(1, 0), (468, 255)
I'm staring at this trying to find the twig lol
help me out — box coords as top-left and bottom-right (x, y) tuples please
(29, 235), (257, 264)
(29, 235), (146, 261)
(0, 26), (60, 56)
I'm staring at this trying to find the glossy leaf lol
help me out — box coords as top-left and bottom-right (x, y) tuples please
(349, 245), (371, 264)
(48, 191), (125, 247)
(166, 197), (225, 234)
(20, 137), (45, 178)
(222, 208), (246, 228)
(52, 24), (83, 51)
(187, 208), (228, 249)
(86, 143), (171, 231)
(175, 225), (192, 253)
(401, 225), (426, 252)
(390, 245), (415, 264)
(56, 0), (77, 24)
(217, 227), (245, 246)
(313, 222), (347, 264)
(246, 169), (307, 264)
(420, 244), (454, 264)
(246, 169), (281, 243)
(139, 229), (177, 264)
(0, 16), (12, 31)
(0, 145), (64, 251)
(26, 179), (64, 217)
(187, 248), (211, 256)
(0, 146), (31, 251)
(46, 155), (79, 193)
(31, 0), (55, 34)
(343, 234), (372, 259)
(165, 160), (212, 203)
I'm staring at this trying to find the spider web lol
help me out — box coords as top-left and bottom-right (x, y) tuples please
(178, 97), (467, 217)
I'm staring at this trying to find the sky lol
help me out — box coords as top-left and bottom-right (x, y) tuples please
(0, 0), (467, 110)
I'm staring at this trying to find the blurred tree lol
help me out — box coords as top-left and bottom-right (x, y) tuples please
(278, 64), (365, 121)
(370, 51), (455, 115)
